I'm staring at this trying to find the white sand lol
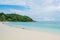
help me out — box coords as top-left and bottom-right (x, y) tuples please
(0, 22), (60, 40)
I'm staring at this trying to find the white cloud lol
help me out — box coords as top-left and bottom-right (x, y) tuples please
(0, 0), (60, 12)
(25, 0), (60, 21)
(0, 0), (26, 5)
(41, 17), (55, 21)
(0, 0), (60, 21)
(10, 9), (27, 15)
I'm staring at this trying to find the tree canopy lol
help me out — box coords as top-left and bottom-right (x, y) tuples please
(0, 12), (34, 22)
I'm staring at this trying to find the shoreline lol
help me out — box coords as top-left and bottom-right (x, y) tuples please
(0, 22), (60, 40)
(3, 22), (60, 35)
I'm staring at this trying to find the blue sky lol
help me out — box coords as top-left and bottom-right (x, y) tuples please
(0, 0), (60, 21)
(0, 5), (29, 10)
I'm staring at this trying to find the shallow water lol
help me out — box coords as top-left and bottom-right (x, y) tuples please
(5, 22), (60, 34)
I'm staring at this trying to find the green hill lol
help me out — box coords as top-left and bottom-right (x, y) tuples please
(0, 12), (34, 22)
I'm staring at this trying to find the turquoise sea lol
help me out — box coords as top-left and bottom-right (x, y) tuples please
(5, 22), (60, 34)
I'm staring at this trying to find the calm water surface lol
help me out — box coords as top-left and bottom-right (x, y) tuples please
(5, 22), (60, 34)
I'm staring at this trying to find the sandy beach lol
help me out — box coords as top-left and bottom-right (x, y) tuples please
(0, 22), (60, 40)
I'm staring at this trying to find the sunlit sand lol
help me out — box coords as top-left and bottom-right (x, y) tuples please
(0, 22), (60, 40)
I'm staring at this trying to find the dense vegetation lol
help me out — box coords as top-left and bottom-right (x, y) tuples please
(0, 12), (34, 22)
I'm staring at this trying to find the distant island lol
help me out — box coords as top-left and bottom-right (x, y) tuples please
(0, 12), (34, 22)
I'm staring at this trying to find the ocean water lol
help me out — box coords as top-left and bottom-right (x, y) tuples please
(5, 22), (60, 34)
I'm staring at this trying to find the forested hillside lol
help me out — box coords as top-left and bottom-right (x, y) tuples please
(0, 12), (34, 22)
